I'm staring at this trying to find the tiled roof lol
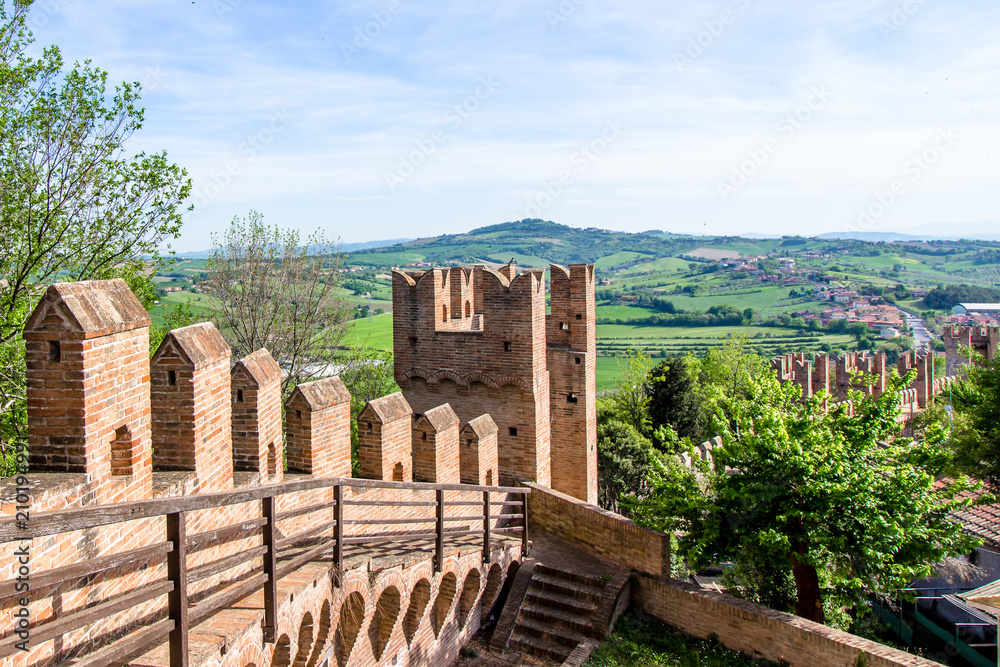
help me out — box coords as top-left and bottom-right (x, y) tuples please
(940, 481), (1000, 549)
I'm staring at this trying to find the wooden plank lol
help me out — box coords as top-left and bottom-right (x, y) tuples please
(341, 499), (436, 507)
(275, 522), (334, 551)
(483, 491), (491, 561)
(521, 496), (530, 557)
(166, 512), (189, 667)
(342, 517), (434, 526)
(187, 518), (266, 552)
(187, 546), (267, 584)
(262, 498), (277, 643)
(442, 515), (485, 522)
(493, 526), (525, 534)
(342, 531), (437, 545)
(0, 543), (172, 600)
(275, 499), (338, 522)
(69, 619), (174, 667)
(435, 489), (444, 573)
(188, 572), (268, 626)
(0, 581), (173, 659)
(0, 478), (527, 542)
(333, 485), (343, 586)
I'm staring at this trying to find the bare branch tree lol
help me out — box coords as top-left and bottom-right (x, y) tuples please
(206, 211), (352, 397)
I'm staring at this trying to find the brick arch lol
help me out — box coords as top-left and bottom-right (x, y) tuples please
(272, 634), (292, 667)
(291, 612), (314, 667)
(335, 592), (365, 667)
(431, 572), (457, 638)
(403, 578), (431, 645)
(457, 568), (482, 628)
(235, 637), (268, 667)
(431, 369), (468, 388)
(305, 600), (332, 667)
(496, 376), (531, 393)
(401, 367), (433, 383)
(482, 563), (503, 611)
(464, 372), (499, 390)
(369, 585), (401, 660)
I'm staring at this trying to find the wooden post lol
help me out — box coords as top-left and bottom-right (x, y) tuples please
(262, 497), (277, 643)
(166, 512), (189, 667)
(520, 491), (529, 558)
(435, 488), (444, 573)
(334, 484), (344, 586)
(482, 490), (491, 561)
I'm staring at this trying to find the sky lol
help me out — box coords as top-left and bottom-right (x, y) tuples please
(21, 0), (1000, 252)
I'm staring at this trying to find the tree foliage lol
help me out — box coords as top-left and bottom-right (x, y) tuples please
(0, 1), (190, 451)
(647, 356), (709, 443)
(949, 350), (1000, 489)
(206, 211), (351, 398)
(629, 368), (986, 625)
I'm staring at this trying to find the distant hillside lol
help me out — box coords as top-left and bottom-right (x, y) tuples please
(176, 237), (412, 259)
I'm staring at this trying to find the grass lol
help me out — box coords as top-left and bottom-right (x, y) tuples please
(150, 291), (219, 326)
(586, 610), (783, 666)
(595, 251), (653, 270)
(344, 313), (394, 350)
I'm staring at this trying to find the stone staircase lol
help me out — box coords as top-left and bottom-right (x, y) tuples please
(507, 564), (615, 663)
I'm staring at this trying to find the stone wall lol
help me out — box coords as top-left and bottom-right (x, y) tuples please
(522, 482), (670, 579)
(635, 578), (945, 667)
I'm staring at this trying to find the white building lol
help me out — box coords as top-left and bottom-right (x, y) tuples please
(952, 303), (1000, 317)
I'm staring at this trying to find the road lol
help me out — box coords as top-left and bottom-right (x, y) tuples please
(903, 310), (934, 349)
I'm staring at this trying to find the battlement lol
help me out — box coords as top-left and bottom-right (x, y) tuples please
(393, 262), (597, 503)
(943, 324), (999, 375)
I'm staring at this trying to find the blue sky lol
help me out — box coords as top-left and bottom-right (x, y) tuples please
(24, 0), (1000, 251)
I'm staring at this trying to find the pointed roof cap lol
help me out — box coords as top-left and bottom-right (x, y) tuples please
(153, 322), (230, 369)
(288, 376), (351, 410)
(361, 392), (411, 424)
(233, 349), (283, 386)
(416, 404), (460, 432)
(24, 279), (151, 339)
(461, 414), (497, 439)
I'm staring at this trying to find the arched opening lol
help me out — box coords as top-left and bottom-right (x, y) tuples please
(431, 573), (457, 637)
(272, 635), (292, 667)
(457, 569), (481, 628)
(370, 586), (401, 660)
(482, 564), (503, 612)
(305, 601), (332, 667)
(485, 469), (493, 486)
(403, 579), (430, 645)
(336, 592), (365, 667)
(392, 462), (404, 482)
(485, 561), (520, 629)
(110, 425), (135, 477)
(291, 612), (314, 667)
(441, 304), (448, 322)
(465, 300), (471, 317)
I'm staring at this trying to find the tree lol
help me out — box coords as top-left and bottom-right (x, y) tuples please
(1, 2), (190, 451)
(949, 351), (1000, 489)
(596, 420), (662, 516)
(647, 356), (709, 443)
(336, 345), (397, 475)
(630, 368), (986, 625)
(206, 211), (351, 398)
(600, 348), (651, 434)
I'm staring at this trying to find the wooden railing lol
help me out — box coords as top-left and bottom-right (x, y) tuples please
(0, 477), (529, 667)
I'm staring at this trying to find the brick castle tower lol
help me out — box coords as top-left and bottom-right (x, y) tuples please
(392, 263), (597, 503)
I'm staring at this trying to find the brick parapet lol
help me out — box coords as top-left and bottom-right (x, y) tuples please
(231, 349), (284, 481)
(284, 377), (352, 478)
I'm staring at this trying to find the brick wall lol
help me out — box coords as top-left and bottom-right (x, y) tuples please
(393, 266), (553, 488)
(523, 482), (669, 579)
(547, 264), (597, 503)
(284, 377), (352, 478)
(635, 578), (946, 667)
(231, 349), (284, 481)
(357, 392), (413, 482)
(412, 403), (461, 484)
(459, 415), (498, 486)
(150, 323), (233, 492)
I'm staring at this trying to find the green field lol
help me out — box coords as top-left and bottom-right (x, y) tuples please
(344, 313), (394, 350)
(150, 291), (219, 326)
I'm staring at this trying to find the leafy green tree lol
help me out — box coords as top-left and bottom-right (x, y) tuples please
(630, 370), (986, 625)
(596, 420), (662, 516)
(949, 351), (1000, 489)
(601, 348), (652, 434)
(1, 2), (190, 451)
(647, 356), (709, 443)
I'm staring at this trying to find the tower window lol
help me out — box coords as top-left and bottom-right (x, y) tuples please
(576, 314), (582, 320)
(503, 341), (512, 352)
(567, 393), (578, 404)
(508, 427), (518, 437)
(296, 410), (302, 419)
(167, 370), (177, 386)
(465, 301), (471, 317)
(575, 357), (582, 365)
(236, 389), (244, 402)
(409, 336), (418, 348)
(561, 322), (569, 331)
(48, 340), (61, 362)
(442, 305), (448, 322)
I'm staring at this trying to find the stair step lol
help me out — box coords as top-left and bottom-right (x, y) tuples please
(509, 630), (574, 663)
(515, 615), (587, 648)
(530, 573), (604, 603)
(534, 564), (608, 589)
(521, 602), (603, 639)
(525, 588), (599, 616)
